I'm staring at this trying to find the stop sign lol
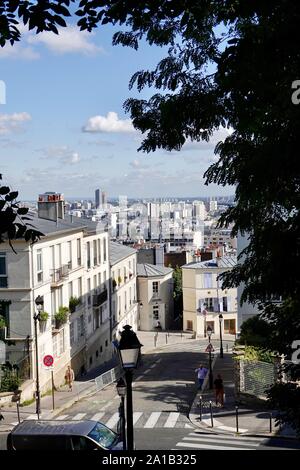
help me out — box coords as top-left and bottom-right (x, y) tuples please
(43, 355), (54, 367)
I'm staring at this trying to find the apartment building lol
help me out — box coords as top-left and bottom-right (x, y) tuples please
(182, 255), (237, 338)
(110, 242), (138, 339)
(0, 210), (110, 401)
(137, 264), (174, 331)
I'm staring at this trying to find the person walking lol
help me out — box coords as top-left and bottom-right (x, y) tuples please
(214, 374), (224, 406)
(195, 364), (208, 390)
(65, 365), (75, 392)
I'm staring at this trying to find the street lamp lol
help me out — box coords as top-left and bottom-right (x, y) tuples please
(116, 377), (127, 451)
(34, 295), (43, 418)
(206, 325), (214, 389)
(118, 325), (142, 451)
(219, 314), (224, 358)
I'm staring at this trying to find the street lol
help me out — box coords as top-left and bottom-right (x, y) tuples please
(1, 338), (300, 450)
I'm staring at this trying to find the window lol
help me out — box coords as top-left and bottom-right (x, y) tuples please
(98, 273), (101, 289)
(87, 242), (91, 269)
(78, 277), (82, 298)
(153, 305), (159, 320)
(124, 291), (127, 312)
(50, 245), (55, 270)
(204, 273), (212, 288)
(152, 281), (159, 295)
(59, 329), (65, 355)
(206, 321), (215, 333)
(68, 281), (73, 299)
(36, 249), (43, 283)
(0, 301), (10, 334)
(204, 298), (214, 312)
(93, 240), (97, 266)
(70, 322), (75, 346)
(77, 239), (81, 266)
(77, 315), (84, 338)
(53, 335), (58, 357)
(87, 279), (91, 307)
(222, 297), (228, 312)
(103, 240), (107, 262)
(98, 239), (101, 264)
(0, 253), (7, 287)
(105, 340), (108, 347)
(67, 241), (72, 269)
(94, 275), (97, 292)
(224, 319), (236, 334)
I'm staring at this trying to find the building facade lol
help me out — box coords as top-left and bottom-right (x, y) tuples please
(0, 212), (110, 400)
(137, 264), (174, 331)
(182, 255), (237, 338)
(110, 242), (138, 340)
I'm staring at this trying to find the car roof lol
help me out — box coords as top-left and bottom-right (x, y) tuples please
(11, 420), (99, 436)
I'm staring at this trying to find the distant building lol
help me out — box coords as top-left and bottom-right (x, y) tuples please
(110, 242), (138, 339)
(95, 189), (101, 209)
(209, 198), (218, 212)
(182, 255), (237, 337)
(137, 264), (174, 331)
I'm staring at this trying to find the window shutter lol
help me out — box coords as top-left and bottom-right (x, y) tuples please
(213, 298), (219, 312)
(227, 296), (231, 311)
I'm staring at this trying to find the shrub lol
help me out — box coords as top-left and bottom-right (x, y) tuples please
(0, 315), (6, 329)
(39, 311), (49, 322)
(54, 306), (69, 327)
(69, 296), (81, 313)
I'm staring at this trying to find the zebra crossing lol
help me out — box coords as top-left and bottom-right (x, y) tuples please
(174, 431), (265, 450)
(10, 410), (192, 430)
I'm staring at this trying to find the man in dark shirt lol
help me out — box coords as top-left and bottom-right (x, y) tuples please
(214, 374), (224, 406)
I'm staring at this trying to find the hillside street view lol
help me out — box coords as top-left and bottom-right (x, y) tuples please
(0, 0), (300, 454)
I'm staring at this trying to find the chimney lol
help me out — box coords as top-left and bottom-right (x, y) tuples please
(38, 192), (65, 222)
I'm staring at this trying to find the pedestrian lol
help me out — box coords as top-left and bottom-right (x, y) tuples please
(214, 374), (224, 407)
(0, 410), (4, 421)
(195, 364), (208, 390)
(65, 365), (75, 392)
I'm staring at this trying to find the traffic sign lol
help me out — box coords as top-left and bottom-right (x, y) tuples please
(205, 344), (214, 353)
(43, 355), (54, 367)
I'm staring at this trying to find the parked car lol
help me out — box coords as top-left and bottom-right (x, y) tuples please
(7, 419), (123, 451)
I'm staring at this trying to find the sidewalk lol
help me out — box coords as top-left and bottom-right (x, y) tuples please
(0, 329), (196, 431)
(189, 353), (298, 439)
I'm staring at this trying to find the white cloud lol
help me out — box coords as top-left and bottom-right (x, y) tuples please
(129, 159), (149, 169)
(0, 112), (31, 134)
(0, 25), (103, 60)
(83, 112), (135, 133)
(39, 146), (80, 165)
(27, 26), (103, 55)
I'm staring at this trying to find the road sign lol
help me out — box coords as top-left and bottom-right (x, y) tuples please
(205, 344), (214, 353)
(43, 355), (54, 367)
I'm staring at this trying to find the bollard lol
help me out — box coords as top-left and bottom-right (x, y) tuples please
(235, 405), (239, 433)
(269, 412), (272, 433)
(181, 331), (183, 339)
(199, 395), (203, 421)
(166, 334), (168, 344)
(16, 401), (21, 424)
(209, 401), (214, 427)
(226, 343), (229, 353)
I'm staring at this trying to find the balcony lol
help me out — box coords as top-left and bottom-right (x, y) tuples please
(92, 289), (108, 307)
(50, 264), (70, 287)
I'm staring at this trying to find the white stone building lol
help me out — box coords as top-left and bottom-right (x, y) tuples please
(110, 242), (138, 339)
(182, 255), (237, 337)
(0, 212), (111, 401)
(137, 264), (174, 331)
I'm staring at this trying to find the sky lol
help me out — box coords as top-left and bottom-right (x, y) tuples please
(0, 20), (234, 200)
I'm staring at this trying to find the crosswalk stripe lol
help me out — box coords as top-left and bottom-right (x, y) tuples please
(182, 436), (259, 447)
(56, 415), (69, 420)
(176, 442), (254, 450)
(90, 412), (105, 421)
(164, 412), (180, 428)
(25, 414), (38, 420)
(144, 412), (162, 428)
(133, 412), (143, 425)
(104, 412), (119, 429)
(72, 413), (87, 420)
(188, 433), (263, 443)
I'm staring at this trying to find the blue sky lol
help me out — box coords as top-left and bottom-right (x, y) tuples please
(0, 22), (233, 200)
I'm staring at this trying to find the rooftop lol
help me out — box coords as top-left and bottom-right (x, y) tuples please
(110, 241), (136, 265)
(29, 212), (102, 237)
(137, 263), (173, 277)
(182, 255), (237, 270)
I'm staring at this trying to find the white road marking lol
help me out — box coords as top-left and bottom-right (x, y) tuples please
(176, 442), (254, 450)
(90, 412), (105, 421)
(217, 425), (248, 432)
(164, 412), (180, 428)
(56, 415), (69, 420)
(133, 412), (143, 425)
(105, 412), (120, 429)
(25, 414), (38, 420)
(72, 413), (86, 420)
(144, 412), (162, 428)
(183, 436), (259, 447)
(100, 401), (113, 411)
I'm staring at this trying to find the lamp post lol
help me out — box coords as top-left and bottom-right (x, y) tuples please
(118, 325), (142, 451)
(116, 377), (127, 451)
(206, 325), (214, 389)
(34, 295), (43, 418)
(219, 314), (224, 358)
